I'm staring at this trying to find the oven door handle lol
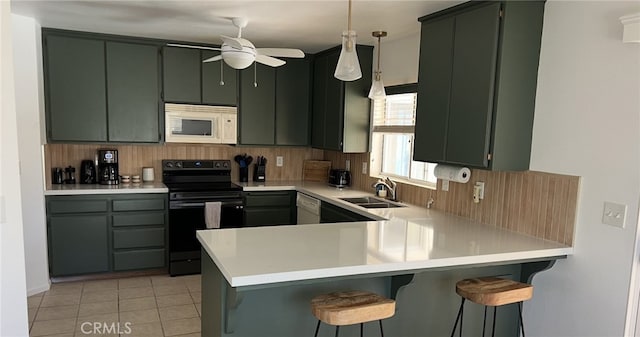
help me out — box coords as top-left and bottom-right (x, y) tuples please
(170, 200), (244, 209)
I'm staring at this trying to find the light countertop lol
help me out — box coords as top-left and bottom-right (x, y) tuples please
(199, 181), (573, 288)
(44, 182), (168, 195)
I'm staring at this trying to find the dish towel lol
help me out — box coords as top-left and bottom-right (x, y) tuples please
(204, 202), (222, 229)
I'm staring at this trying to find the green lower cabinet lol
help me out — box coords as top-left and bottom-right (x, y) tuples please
(244, 208), (293, 227)
(113, 227), (165, 249)
(113, 249), (165, 271)
(48, 215), (109, 276)
(243, 191), (296, 226)
(46, 193), (168, 277)
(320, 202), (373, 223)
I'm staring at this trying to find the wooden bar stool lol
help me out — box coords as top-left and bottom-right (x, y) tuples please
(311, 290), (396, 337)
(450, 277), (533, 337)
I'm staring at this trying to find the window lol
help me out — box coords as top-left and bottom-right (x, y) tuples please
(370, 84), (437, 188)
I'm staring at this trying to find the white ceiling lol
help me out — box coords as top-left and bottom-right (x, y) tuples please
(10, 0), (464, 53)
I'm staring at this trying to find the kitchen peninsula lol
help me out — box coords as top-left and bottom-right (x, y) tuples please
(197, 183), (571, 337)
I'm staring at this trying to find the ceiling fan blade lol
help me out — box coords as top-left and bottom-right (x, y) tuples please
(255, 54), (286, 67)
(256, 48), (305, 58)
(203, 55), (223, 63)
(166, 43), (221, 51)
(220, 35), (243, 50)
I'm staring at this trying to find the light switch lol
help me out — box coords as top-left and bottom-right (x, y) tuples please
(602, 201), (627, 228)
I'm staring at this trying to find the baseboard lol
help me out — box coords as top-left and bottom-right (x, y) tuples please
(27, 281), (51, 296)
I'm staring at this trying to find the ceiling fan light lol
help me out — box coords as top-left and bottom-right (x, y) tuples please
(334, 30), (362, 81)
(223, 52), (255, 69)
(368, 76), (386, 99)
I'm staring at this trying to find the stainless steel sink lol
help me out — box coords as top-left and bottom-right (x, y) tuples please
(340, 197), (406, 209)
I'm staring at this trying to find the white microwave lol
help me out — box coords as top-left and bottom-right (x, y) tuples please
(165, 103), (237, 144)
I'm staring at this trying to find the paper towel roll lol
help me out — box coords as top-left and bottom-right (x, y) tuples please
(434, 164), (471, 183)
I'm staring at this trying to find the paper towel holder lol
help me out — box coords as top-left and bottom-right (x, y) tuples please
(434, 164), (471, 184)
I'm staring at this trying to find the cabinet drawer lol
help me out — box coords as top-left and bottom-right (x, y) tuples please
(244, 207), (293, 226)
(112, 198), (165, 212)
(48, 199), (108, 214)
(244, 192), (293, 207)
(113, 228), (165, 249)
(112, 212), (166, 227)
(113, 248), (165, 271)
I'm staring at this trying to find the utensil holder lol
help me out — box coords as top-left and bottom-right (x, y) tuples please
(239, 167), (249, 182)
(253, 165), (265, 182)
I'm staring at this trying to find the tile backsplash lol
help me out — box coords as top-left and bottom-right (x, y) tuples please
(44, 143), (323, 186)
(324, 150), (579, 246)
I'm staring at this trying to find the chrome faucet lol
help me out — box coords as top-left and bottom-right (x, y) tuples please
(373, 177), (398, 201)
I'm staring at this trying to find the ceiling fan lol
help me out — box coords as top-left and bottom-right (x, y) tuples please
(168, 18), (305, 70)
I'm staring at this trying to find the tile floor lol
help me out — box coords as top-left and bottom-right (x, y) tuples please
(27, 274), (202, 337)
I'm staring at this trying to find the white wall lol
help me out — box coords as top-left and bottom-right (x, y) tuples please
(12, 14), (50, 296)
(0, 1), (30, 336)
(527, 1), (640, 336)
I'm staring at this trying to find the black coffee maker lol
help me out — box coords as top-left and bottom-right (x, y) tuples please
(80, 160), (97, 184)
(98, 149), (119, 185)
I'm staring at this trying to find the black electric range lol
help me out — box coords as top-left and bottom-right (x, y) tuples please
(162, 160), (243, 276)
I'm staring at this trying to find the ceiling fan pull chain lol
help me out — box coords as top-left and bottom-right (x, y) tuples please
(253, 63), (258, 87)
(219, 59), (225, 86)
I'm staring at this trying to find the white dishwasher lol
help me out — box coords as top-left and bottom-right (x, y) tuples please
(296, 193), (321, 224)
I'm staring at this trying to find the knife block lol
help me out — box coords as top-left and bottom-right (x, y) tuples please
(253, 165), (265, 182)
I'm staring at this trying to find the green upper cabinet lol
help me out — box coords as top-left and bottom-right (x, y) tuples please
(413, 1), (545, 170)
(106, 42), (160, 142)
(163, 47), (238, 106)
(238, 57), (312, 146)
(44, 31), (162, 143)
(163, 47), (201, 103)
(202, 51), (238, 106)
(311, 45), (373, 153)
(275, 58), (311, 146)
(45, 35), (108, 142)
(239, 63), (276, 145)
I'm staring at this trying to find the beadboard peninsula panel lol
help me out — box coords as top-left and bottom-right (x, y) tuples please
(45, 144), (323, 187)
(325, 151), (579, 246)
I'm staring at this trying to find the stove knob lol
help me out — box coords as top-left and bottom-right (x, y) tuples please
(215, 162), (221, 168)
(165, 162), (173, 168)
(175, 162), (183, 168)
(223, 162), (229, 168)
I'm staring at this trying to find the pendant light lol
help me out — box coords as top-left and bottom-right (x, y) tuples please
(368, 31), (387, 99)
(334, 0), (362, 81)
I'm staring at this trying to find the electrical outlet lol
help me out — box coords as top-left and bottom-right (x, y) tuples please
(346, 160), (350, 171)
(473, 181), (485, 203)
(442, 180), (449, 191)
(602, 201), (627, 228)
(276, 156), (283, 167)
(362, 162), (367, 174)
